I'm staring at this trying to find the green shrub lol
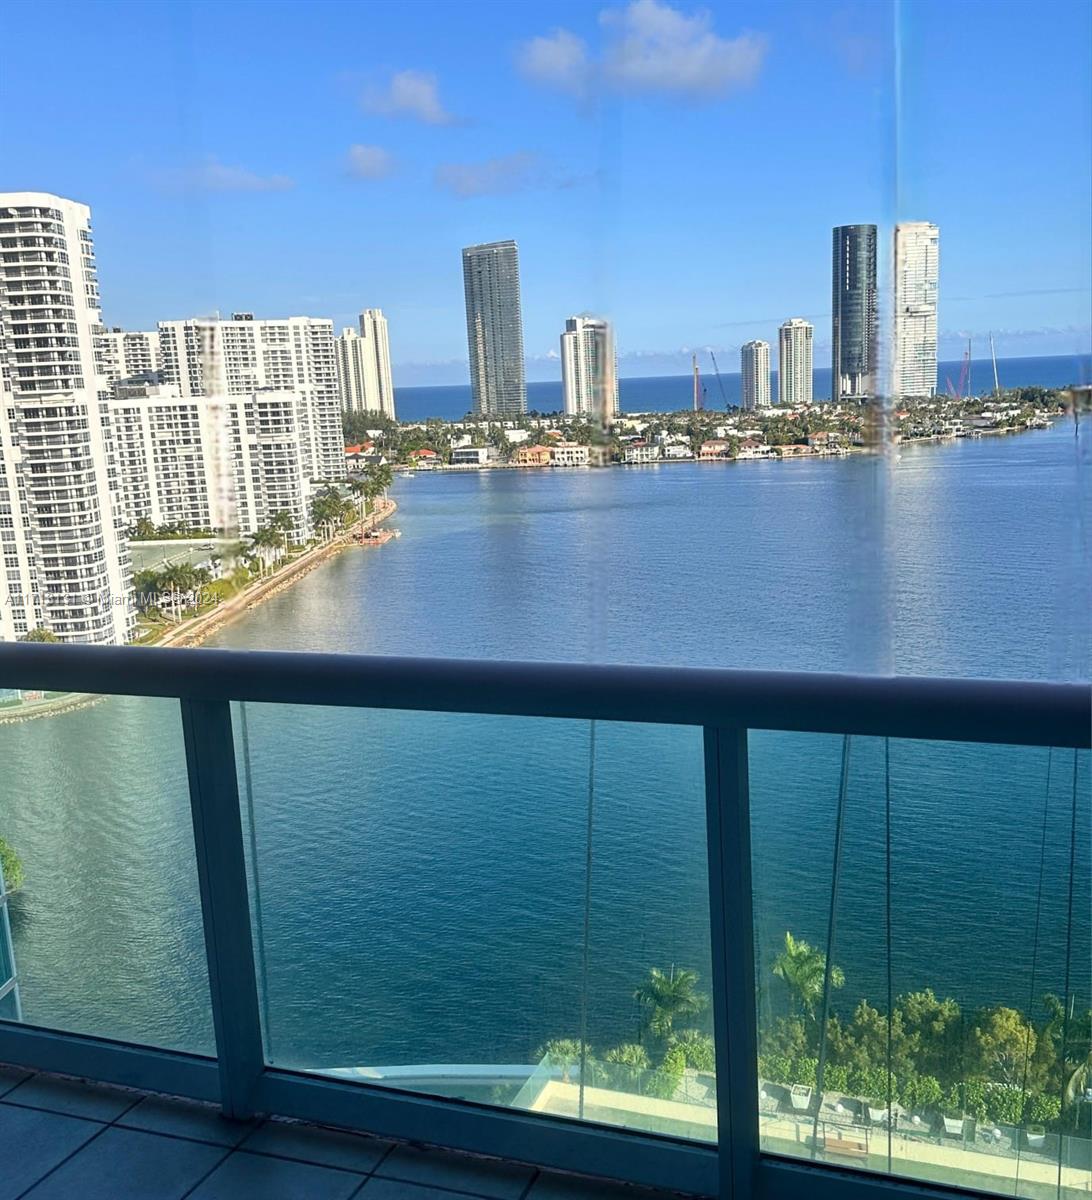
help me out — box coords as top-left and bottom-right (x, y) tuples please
(900, 1074), (943, 1113)
(0, 837), (23, 892)
(1024, 1093), (1061, 1126)
(963, 1080), (988, 1121)
(823, 1064), (850, 1093)
(670, 1030), (715, 1072)
(758, 1054), (793, 1085)
(647, 1045), (687, 1100)
(984, 1083), (1025, 1126)
(848, 1064), (896, 1104)
(791, 1056), (818, 1088)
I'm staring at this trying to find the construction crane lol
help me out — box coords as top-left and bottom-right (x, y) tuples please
(708, 350), (730, 409)
(945, 339), (972, 400)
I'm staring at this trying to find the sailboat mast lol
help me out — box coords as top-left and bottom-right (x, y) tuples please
(990, 333), (1001, 400)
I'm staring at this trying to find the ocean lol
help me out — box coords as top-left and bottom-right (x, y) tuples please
(393, 353), (1091, 422)
(0, 419), (1088, 1086)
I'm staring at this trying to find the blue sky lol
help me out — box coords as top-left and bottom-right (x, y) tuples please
(2, 0), (1089, 384)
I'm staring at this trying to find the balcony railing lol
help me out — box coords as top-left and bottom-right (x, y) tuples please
(0, 642), (1087, 1200)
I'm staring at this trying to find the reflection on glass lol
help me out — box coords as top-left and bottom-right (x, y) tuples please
(0, 694), (214, 1053)
(751, 732), (1091, 1198)
(235, 703), (714, 1141)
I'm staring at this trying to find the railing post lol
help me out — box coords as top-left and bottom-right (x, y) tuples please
(704, 726), (759, 1200)
(180, 698), (264, 1118)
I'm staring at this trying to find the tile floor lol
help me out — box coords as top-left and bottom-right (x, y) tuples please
(0, 1064), (681, 1200)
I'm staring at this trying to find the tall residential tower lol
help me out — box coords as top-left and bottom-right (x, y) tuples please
(831, 224), (877, 402)
(560, 315), (619, 421)
(157, 313), (344, 483)
(0, 192), (134, 644)
(778, 318), (814, 407)
(336, 308), (395, 418)
(893, 221), (939, 398)
(462, 241), (525, 416)
(740, 340), (771, 411)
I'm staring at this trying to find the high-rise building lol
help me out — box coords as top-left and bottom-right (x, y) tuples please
(157, 314), (344, 482)
(0, 192), (134, 644)
(560, 315), (619, 420)
(831, 224), (877, 402)
(99, 327), (162, 386)
(109, 381), (313, 541)
(778, 319), (814, 407)
(335, 309), (395, 418)
(893, 221), (939, 398)
(462, 241), (525, 416)
(740, 340), (771, 411)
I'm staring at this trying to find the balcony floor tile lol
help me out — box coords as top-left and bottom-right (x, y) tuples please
(527, 1173), (662, 1200)
(358, 1179), (490, 1200)
(0, 1064), (683, 1200)
(0, 1103), (103, 1200)
(2, 1072), (139, 1121)
(118, 1092), (257, 1147)
(0, 1063), (31, 1098)
(186, 1149), (365, 1200)
(241, 1116), (393, 1171)
(20, 1125), (225, 1199)
(376, 1144), (534, 1199)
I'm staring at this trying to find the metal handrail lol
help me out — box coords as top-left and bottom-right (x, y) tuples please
(0, 642), (1087, 747)
(0, 640), (1089, 1200)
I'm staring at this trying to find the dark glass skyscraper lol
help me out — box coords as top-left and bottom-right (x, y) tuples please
(462, 240), (526, 416)
(831, 224), (877, 402)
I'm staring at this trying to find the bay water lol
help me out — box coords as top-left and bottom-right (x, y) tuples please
(0, 420), (1088, 1072)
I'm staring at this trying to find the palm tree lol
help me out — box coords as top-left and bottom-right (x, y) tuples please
(269, 509), (295, 558)
(349, 479), (369, 525)
(536, 1038), (582, 1084)
(772, 931), (844, 1026)
(603, 1043), (650, 1093)
(634, 966), (707, 1044)
(19, 626), (59, 643)
(249, 527), (280, 573)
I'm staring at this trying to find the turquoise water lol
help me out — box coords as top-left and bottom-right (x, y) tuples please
(0, 422), (1088, 1070)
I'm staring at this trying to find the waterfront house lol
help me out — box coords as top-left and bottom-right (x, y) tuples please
(699, 438), (732, 460)
(663, 443), (694, 459)
(409, 447), (439, 469)
(450, 446), (498, 467)
(623, 441), (661, 464)
(551, 442), (591, 467)
(512, 444), (552, 467)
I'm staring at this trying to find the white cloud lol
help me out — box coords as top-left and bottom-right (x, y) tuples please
(434, 153), (540, 198)
(518, 0), (767, 102)
(363, 70), (457, 125)
(602, 0), (766, 96)
(154, 157), (294, 193)
(516, 29), (592, 97)
(345, 144), (395, 180)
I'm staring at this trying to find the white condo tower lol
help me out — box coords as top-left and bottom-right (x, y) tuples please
(0, 192), (134, 644)
(740, 340), (771, 411)
(778, 319), (814, 407)
(560, 315), (619, 420)
(893, 221), (939, 398)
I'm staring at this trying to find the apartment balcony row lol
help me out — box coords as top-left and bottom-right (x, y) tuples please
(0, 645), (1087, 1200)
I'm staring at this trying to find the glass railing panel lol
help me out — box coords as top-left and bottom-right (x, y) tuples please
(234, 702), (713, 1139)
(0, 691), (214, 1053)
(750, 731), (1091, 1198)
